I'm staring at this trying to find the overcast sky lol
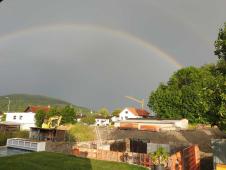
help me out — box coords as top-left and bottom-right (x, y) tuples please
(0, 0), (225, 111)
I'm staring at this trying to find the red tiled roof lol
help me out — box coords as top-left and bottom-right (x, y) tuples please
(24, 106), (50, 113)
(127, 107), (150, 117)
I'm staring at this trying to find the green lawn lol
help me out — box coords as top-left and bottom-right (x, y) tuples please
(0, 152), (147, 170)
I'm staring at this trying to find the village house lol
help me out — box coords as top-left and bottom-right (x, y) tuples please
(111, 116), (119, 123)
(5, 106), (50, 130)
(119, 107), (150, 121)
(95, 116), (110, 126)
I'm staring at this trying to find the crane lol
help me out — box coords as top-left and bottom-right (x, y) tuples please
(125, 96), (144, 109)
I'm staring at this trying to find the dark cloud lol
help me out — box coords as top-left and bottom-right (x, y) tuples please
(0, 0), (225, 110)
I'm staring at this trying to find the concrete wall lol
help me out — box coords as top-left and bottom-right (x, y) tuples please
(45, 142), (74, 154)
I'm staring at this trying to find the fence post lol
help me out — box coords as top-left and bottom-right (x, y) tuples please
(125, 138), (130, 152)
(194, 145), (200, 170)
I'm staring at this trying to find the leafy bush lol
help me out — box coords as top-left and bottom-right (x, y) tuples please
(149, 147), (169, 166)
(1, 114), (6, 121)
(0, 131), (29, 146)
(81, 116), (95, 125)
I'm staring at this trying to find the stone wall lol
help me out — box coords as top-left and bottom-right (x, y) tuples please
(45, 141), (74, 154)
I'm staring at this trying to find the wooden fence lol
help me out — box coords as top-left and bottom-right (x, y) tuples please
(72, 145), (200, 170)
(169, 145), (200, 170)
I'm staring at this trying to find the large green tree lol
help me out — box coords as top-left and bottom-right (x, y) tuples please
(148, 66), (218, 124)
(35, 105), (77, 127)
(60, 106), (76, 124)
(148, 23), (226, 130)
(215, 22), (226, 61)
(35, 110), (47, 127)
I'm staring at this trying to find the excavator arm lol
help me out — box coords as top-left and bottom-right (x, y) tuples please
(41, 116), (62, 129)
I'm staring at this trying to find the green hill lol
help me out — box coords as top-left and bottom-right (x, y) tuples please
(0, 94), (90, 113)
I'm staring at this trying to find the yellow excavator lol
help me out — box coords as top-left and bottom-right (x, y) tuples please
(41, 116), (62, 129)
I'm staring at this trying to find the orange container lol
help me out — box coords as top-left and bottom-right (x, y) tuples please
(119, 122), (138, 129)
(139, 124), (160, 132)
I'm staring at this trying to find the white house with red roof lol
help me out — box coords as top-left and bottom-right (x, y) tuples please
(5, 106), (50, 130)
(119, 107), (150, 121)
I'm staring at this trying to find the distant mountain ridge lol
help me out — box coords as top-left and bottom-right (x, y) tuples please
(0, 94), (90, 113)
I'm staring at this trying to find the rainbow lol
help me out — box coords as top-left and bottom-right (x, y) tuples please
(0, 23), (183, 68)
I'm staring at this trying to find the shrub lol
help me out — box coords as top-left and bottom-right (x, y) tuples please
(68, 124), (95, 142)
(149, 147), (169, 166)
(0, 131), (29, 146)
(81, 116), (95, 125)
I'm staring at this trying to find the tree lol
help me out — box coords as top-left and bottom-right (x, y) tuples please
(35, 110), (47, 127)
(61, 106), (76, 124)
(81, 115), (95, 125)
(148, 22), (226, 131)
(148, 65), (222, 124)
(215, 22), (226, 61)
(97, 107), (110, 118)
(111, 108), (122, 117)
(48, 107), (60, 117)
(214, 22), (226, 130)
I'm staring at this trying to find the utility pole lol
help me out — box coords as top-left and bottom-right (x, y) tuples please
(125, 96), (144, 109)
(5, 97), (10, 112)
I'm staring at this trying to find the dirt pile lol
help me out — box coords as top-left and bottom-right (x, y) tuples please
(99, 127), (226, 153)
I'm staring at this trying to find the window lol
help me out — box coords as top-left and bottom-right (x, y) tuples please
(125, 116), (128, 119)
(125, 111), (128, 114)
(13, 115), (16, 120)
(19, 116), (23, 120)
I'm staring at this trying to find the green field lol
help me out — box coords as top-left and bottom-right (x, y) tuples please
(0, 94), (90, 113)
(0, 152), (147, 170)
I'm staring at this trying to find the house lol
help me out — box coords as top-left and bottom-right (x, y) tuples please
(5, 105), (50, 130)
(95, 116), (110, 126)
(119, 107), (150, 121)
(24, 105), (50, 113)
(111, 116), (119, 123)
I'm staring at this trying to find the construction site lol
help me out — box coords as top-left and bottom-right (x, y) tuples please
(85, 126), (226, 170)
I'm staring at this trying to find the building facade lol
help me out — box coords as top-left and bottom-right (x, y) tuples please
(5, 112), (36, 130)
(119, 107), (150, 121)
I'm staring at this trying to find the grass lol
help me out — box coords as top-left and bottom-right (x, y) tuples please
(0, 152), (147, 170)
(188, 123), (211, 130)
(68, 124), (96, 141)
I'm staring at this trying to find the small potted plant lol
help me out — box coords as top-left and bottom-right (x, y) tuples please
(149, 147), (169, 170)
